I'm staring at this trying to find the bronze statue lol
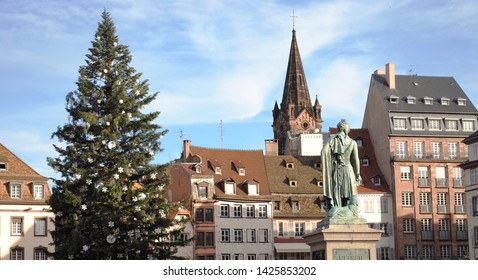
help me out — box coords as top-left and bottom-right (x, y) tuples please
(321, 119), (361, 218)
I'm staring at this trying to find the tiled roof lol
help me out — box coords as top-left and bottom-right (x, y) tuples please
(186, 145), (271, 197)
(264, 155), (322, 194)
(373, 74), (477, 113)
(0, 143), (47, 180)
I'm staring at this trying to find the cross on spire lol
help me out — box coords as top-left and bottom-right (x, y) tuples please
(290, 10), (298, 30)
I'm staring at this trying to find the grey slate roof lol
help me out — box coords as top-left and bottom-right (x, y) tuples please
(373, 74), (478, 113)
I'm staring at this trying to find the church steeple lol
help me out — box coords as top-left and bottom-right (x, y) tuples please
(281, 29), (312, 117)
(272, 29), (323, 155)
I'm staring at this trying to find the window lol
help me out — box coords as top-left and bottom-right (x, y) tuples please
(396, 141), (407, 158)
(439, 219), (451, 240)
(33, 184), (44, 199)
(402, 192), (413, 206)
(445, 119), (458, 130)
(419, 192), (431, 213)
(393, 118), (407, 130)
(221, 254), (230, 260)
(418, 166), (430, 186)
(448, 142), (459, 159)
(372, 177), (381, 186)
(273, 201), (280, 211)
(0, 162), (7, 171)
(233, 205), (242, 218)
(400, 166), (411, 180)
(225, 182), (235, 194)
(424, 97), (433, 105)
(435, 166), (447, 187)
(474, 226), (478, 247)
(246, 229), (256, 243)
(195, 208), (204, 222)
(356, 138), (363, 147)
(10, 247), (24, 260)
(403, 218), (415, 233)
(277, 222), (284, 237)
(233, 229), (243, 242)
(238, 168), (245, 176)
(361, 157), (369, 166)
(421, 219), (432, 232)
(247, 182), (258, 195)
(258, 254), (269, 260)
(286, 162), (294, 169)
(11, 217), (23, 236)
(34, 248), (47, 260)
(441, 97), (450, 106)
(456, 219), (467, 234)
(247, 254), (256, 260)
(411, 118), (424, 130)
(463, 120), (475, 131)
(380, 197), (388, 213)
(440, 245), (452, 259)
(259, 229), (268, 243)
(458, 245), (468, 259)
(295, 223), (305, 236)
(258, 205), (267, 218)
(455, 193), (465, 213)
(289, 180), (297, 187)
(369, 223), (390, 237)
(245, 205), (254, 217)
(404, 245), (416, 260)
(407, 96), (416, 104)
(413, 142), (424, 159)
(197, 232), (214, 247)
(292, 201), (300, 212)
(221, 229), (230, 242)
(9, 183), (21, 199)
(215, 167), (222, 174)
(234, 254), (244, 260)
(390, 95), (399, 104)
(34, 218), (47, 236)
(195, 208), (213, 223)
(428, 119), (441, 130)
(471, 168), (478, 185)
(220, 205), (229, 217)
(453, 167), (463, 187)
(422, 245), (434, 260)
(473, 196), (478, 216)
(197, 182), (208, 199)
(364, 198), (374, 213)
(437, 193), (449, 213)
(431, 142), (442, 159)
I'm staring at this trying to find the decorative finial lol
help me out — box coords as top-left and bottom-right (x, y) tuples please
(290, 10), (298, 31)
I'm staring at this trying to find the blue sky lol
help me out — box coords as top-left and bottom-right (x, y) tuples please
(1, 0), (478, 182)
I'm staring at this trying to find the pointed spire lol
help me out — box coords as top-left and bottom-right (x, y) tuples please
(280, 30), (312, 117)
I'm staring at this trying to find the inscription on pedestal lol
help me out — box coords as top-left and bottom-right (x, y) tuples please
(333, 249), (370, 260)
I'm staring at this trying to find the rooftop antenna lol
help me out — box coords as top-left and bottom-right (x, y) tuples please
(290, 10), (298, 30)
(177, 129), (186, 141)
(409, 64), (418, 76)
(219, 120), (224, 148)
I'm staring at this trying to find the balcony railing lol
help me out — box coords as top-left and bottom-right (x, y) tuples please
(420, 204), (432, 213)
(437, 204), (450, 214)
(436, 178), (448, 188)
(456, 230), (468, 240)
(391, 153), (467, 162)
(453, 178), (464, 188)
(455, 204), (466, 213)
(418, 178), (431, 187)
(439, 231), (451, 240)
(421, 230), (434, 240)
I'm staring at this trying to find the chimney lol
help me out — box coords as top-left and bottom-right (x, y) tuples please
(374, 69), (385, 75)
(385, 62), (396, 89)
(182, 140), (191, 162)
(264, 139), (278, 156)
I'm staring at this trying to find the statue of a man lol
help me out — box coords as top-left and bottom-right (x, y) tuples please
(321, 119), (361, 217)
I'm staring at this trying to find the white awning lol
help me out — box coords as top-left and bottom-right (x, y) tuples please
(274, 243), (310, 253)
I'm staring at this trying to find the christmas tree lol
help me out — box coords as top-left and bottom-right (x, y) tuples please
(47, 10), (189, 260)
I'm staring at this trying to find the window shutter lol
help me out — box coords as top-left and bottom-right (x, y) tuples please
(288, 222), (294, 237)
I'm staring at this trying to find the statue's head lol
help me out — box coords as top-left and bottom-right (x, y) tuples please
(337, 119), (350, 134)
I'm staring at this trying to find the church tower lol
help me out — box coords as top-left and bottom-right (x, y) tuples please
(272, 29), (323, 155)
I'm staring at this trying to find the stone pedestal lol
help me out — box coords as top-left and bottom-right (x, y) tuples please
(304, 216), (383, 260)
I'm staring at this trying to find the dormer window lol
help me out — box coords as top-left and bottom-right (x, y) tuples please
(440, 97), (450, 105)
(389, 95), (399, 104)
(361, 157), (370, 166)
(209, 160), (222, 174)
(32, 184), (44, 200)
(407, 96), (416, 104)
(215, 167), (222, 174)
(220, 178), (236, 195)
(355, 138), (363, 148)
(0, 162), (7, 171)
(9, 183), (22, 199)
(232, 161), (245, 176)
(196, 181), (210, 199)
(193, 163), (202, 173)
(424, 96), (433, 105)
(314, 162), (321, 169)
(245, 180), (259, 195)
(286, 162), (294, 169)
(289, 178), (297, 187)
(238, 168), (245, 176)
(372, 176), (381, 186)
(457, 98), (467, 106)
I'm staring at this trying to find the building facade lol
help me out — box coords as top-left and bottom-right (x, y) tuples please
(0, 143), (54, 260)
(362, 63), (478, 259)
(460, 130), (478, 260)
(168, 140), (274, 260)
